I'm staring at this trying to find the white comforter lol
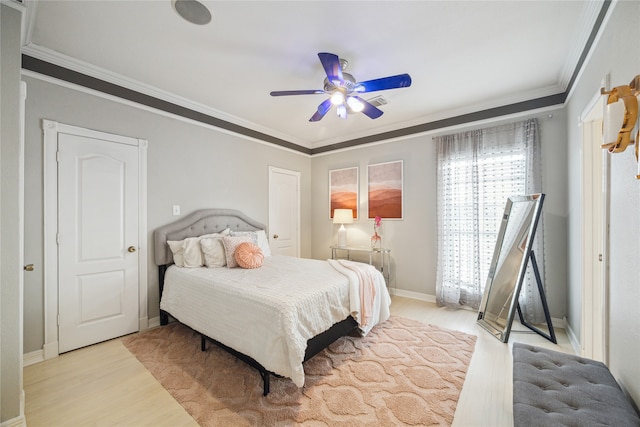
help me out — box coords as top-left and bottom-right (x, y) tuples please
(160, 255), (391, 387)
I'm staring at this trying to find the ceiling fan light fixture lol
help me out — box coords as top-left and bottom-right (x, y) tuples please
(336, 104), (347, 119)
(270, 52), (411, 122)
(172, 0), (212, 25)
(330, 92), (345, 105)
(346, 96), (364, 112)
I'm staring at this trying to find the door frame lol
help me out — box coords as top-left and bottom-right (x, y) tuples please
(42, 120), (148, 359)
(579, 86), (610, 363)
(268, 166), (300, 257)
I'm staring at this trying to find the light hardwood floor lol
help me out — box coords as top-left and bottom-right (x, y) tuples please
(24, 296), (572, 426)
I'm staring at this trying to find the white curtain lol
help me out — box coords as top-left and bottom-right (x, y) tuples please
(435, 119), (545, 323)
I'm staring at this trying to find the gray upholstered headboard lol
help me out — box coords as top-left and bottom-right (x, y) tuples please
(153, 208), (267, 266)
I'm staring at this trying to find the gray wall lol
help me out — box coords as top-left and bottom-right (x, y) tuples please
(310, 108), (569, 320)
(311, 135), (437, 297)
(1, 2), (24, 423)
(22, 76), (311, 353)
(565, 0), (640, 405)
(18, 1), (639, 411)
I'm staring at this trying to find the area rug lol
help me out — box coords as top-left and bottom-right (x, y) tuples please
(122, 316), (477, 426)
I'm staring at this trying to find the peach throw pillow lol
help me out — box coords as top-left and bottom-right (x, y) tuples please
(234, 242), (264, 269)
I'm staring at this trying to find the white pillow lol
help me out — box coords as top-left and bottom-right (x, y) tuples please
(201, 228), (231, 239)
(200, 236), (227, 268)
(167, 240), (186, 267)
(182, 237), (204, 267)
(230, 230), (258, 242)
(168, 229), (231, 268)
(255, 230), (271, 257)
(222, 235), (254, 268)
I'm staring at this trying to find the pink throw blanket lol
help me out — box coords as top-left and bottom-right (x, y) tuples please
(337, 260), (377, 327)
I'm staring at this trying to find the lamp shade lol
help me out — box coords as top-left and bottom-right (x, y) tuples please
(333, 209), (354, 224)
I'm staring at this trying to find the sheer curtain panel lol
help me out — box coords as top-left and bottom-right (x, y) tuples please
(435, 119), (545, 323)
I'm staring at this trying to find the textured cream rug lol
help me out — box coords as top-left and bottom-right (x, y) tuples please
(122, 316), (476, 426)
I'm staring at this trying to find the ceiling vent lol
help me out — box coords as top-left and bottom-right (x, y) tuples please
(367, 96), (388, 107)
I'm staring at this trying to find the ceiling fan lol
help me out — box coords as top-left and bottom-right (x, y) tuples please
(270, 52), (412, 122)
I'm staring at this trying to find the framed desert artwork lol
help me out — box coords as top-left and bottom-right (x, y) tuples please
(368, 160), (403, 219)
(329, 167), (358, 219)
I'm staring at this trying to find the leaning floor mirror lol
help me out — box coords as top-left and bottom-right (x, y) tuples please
(477, 193), (556, 343)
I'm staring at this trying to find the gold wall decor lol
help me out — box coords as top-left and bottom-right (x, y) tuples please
(601, 75), (640, 178)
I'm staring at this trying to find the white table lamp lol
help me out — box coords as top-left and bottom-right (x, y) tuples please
(333, 209), (353, 247)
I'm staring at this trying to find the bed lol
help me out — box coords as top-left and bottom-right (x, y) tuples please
(154, 208), (391, 395)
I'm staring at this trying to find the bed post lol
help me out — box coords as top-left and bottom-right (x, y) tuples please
(158, 264), (169, 326)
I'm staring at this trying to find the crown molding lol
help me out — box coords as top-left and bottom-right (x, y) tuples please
(557, 1), (607, 90)
(21, 43), (311, 149)
(20, 0), (612, 155)
(21, 49), (567, 157)
(311, 93), (565, 155)
(17, 1), (612, 155)
(20, 0), (36, 46)
(1, 0), (25, 12)
(22, 68), (312, 159)
(308, 82), (565, 150)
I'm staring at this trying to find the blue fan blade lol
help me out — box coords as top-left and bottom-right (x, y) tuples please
(318, 52), (343, 85)
(317, 98), (333, 114)
(353, 96), (384, 119)
(270, 90), (324, 96)
(309, 98), (333, 122)
(355, 73), (412, 93)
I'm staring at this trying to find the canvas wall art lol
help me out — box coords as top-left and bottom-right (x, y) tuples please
(329, 167), (358, 219)
(368, 160), (403, 219)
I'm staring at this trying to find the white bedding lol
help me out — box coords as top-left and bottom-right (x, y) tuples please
(160, 255), (391, 387)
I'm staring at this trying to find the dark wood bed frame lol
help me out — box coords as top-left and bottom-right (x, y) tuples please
(155, 209), (358, 395)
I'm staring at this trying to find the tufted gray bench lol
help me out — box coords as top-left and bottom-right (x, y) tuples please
(513, 343), (640, 427)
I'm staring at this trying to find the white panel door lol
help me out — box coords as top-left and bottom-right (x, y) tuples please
(580, 89), (608, 363)
(268, 167), (300, 257)
(58, 133), (139, 353)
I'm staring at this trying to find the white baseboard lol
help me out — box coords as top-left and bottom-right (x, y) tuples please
(26, 320), (160, 367)
(0, 391), (27, 427)
(25, 320), (163, 368)
(392, 289), (565, 330)
(0, 381), (26, 426)
(25, 343), (57, 366)
(552, 317), (565, 330)
(23, 349), (44, 367)
(564, 317), (582, 355)
(139, 316), (149, 331)
(43, 341), (58, 360)
(392, 288), (437, 303)
(20, 390), (25, 422)
(148, 316), (161, 328)
(0, 413), (26, 427)
(0, 416), (26, 427)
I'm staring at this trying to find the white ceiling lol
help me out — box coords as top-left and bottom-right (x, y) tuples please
(22, 1), (604, 150)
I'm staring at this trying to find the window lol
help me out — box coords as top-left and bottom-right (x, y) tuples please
(434, 119), (543, 316)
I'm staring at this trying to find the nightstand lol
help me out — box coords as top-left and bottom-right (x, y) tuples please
(330, 245), (391, 286)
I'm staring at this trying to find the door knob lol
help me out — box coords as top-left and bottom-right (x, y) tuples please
(24, 264), (34, 271)
(128, 246), (137, 253)
(273, 234), (279, 239)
